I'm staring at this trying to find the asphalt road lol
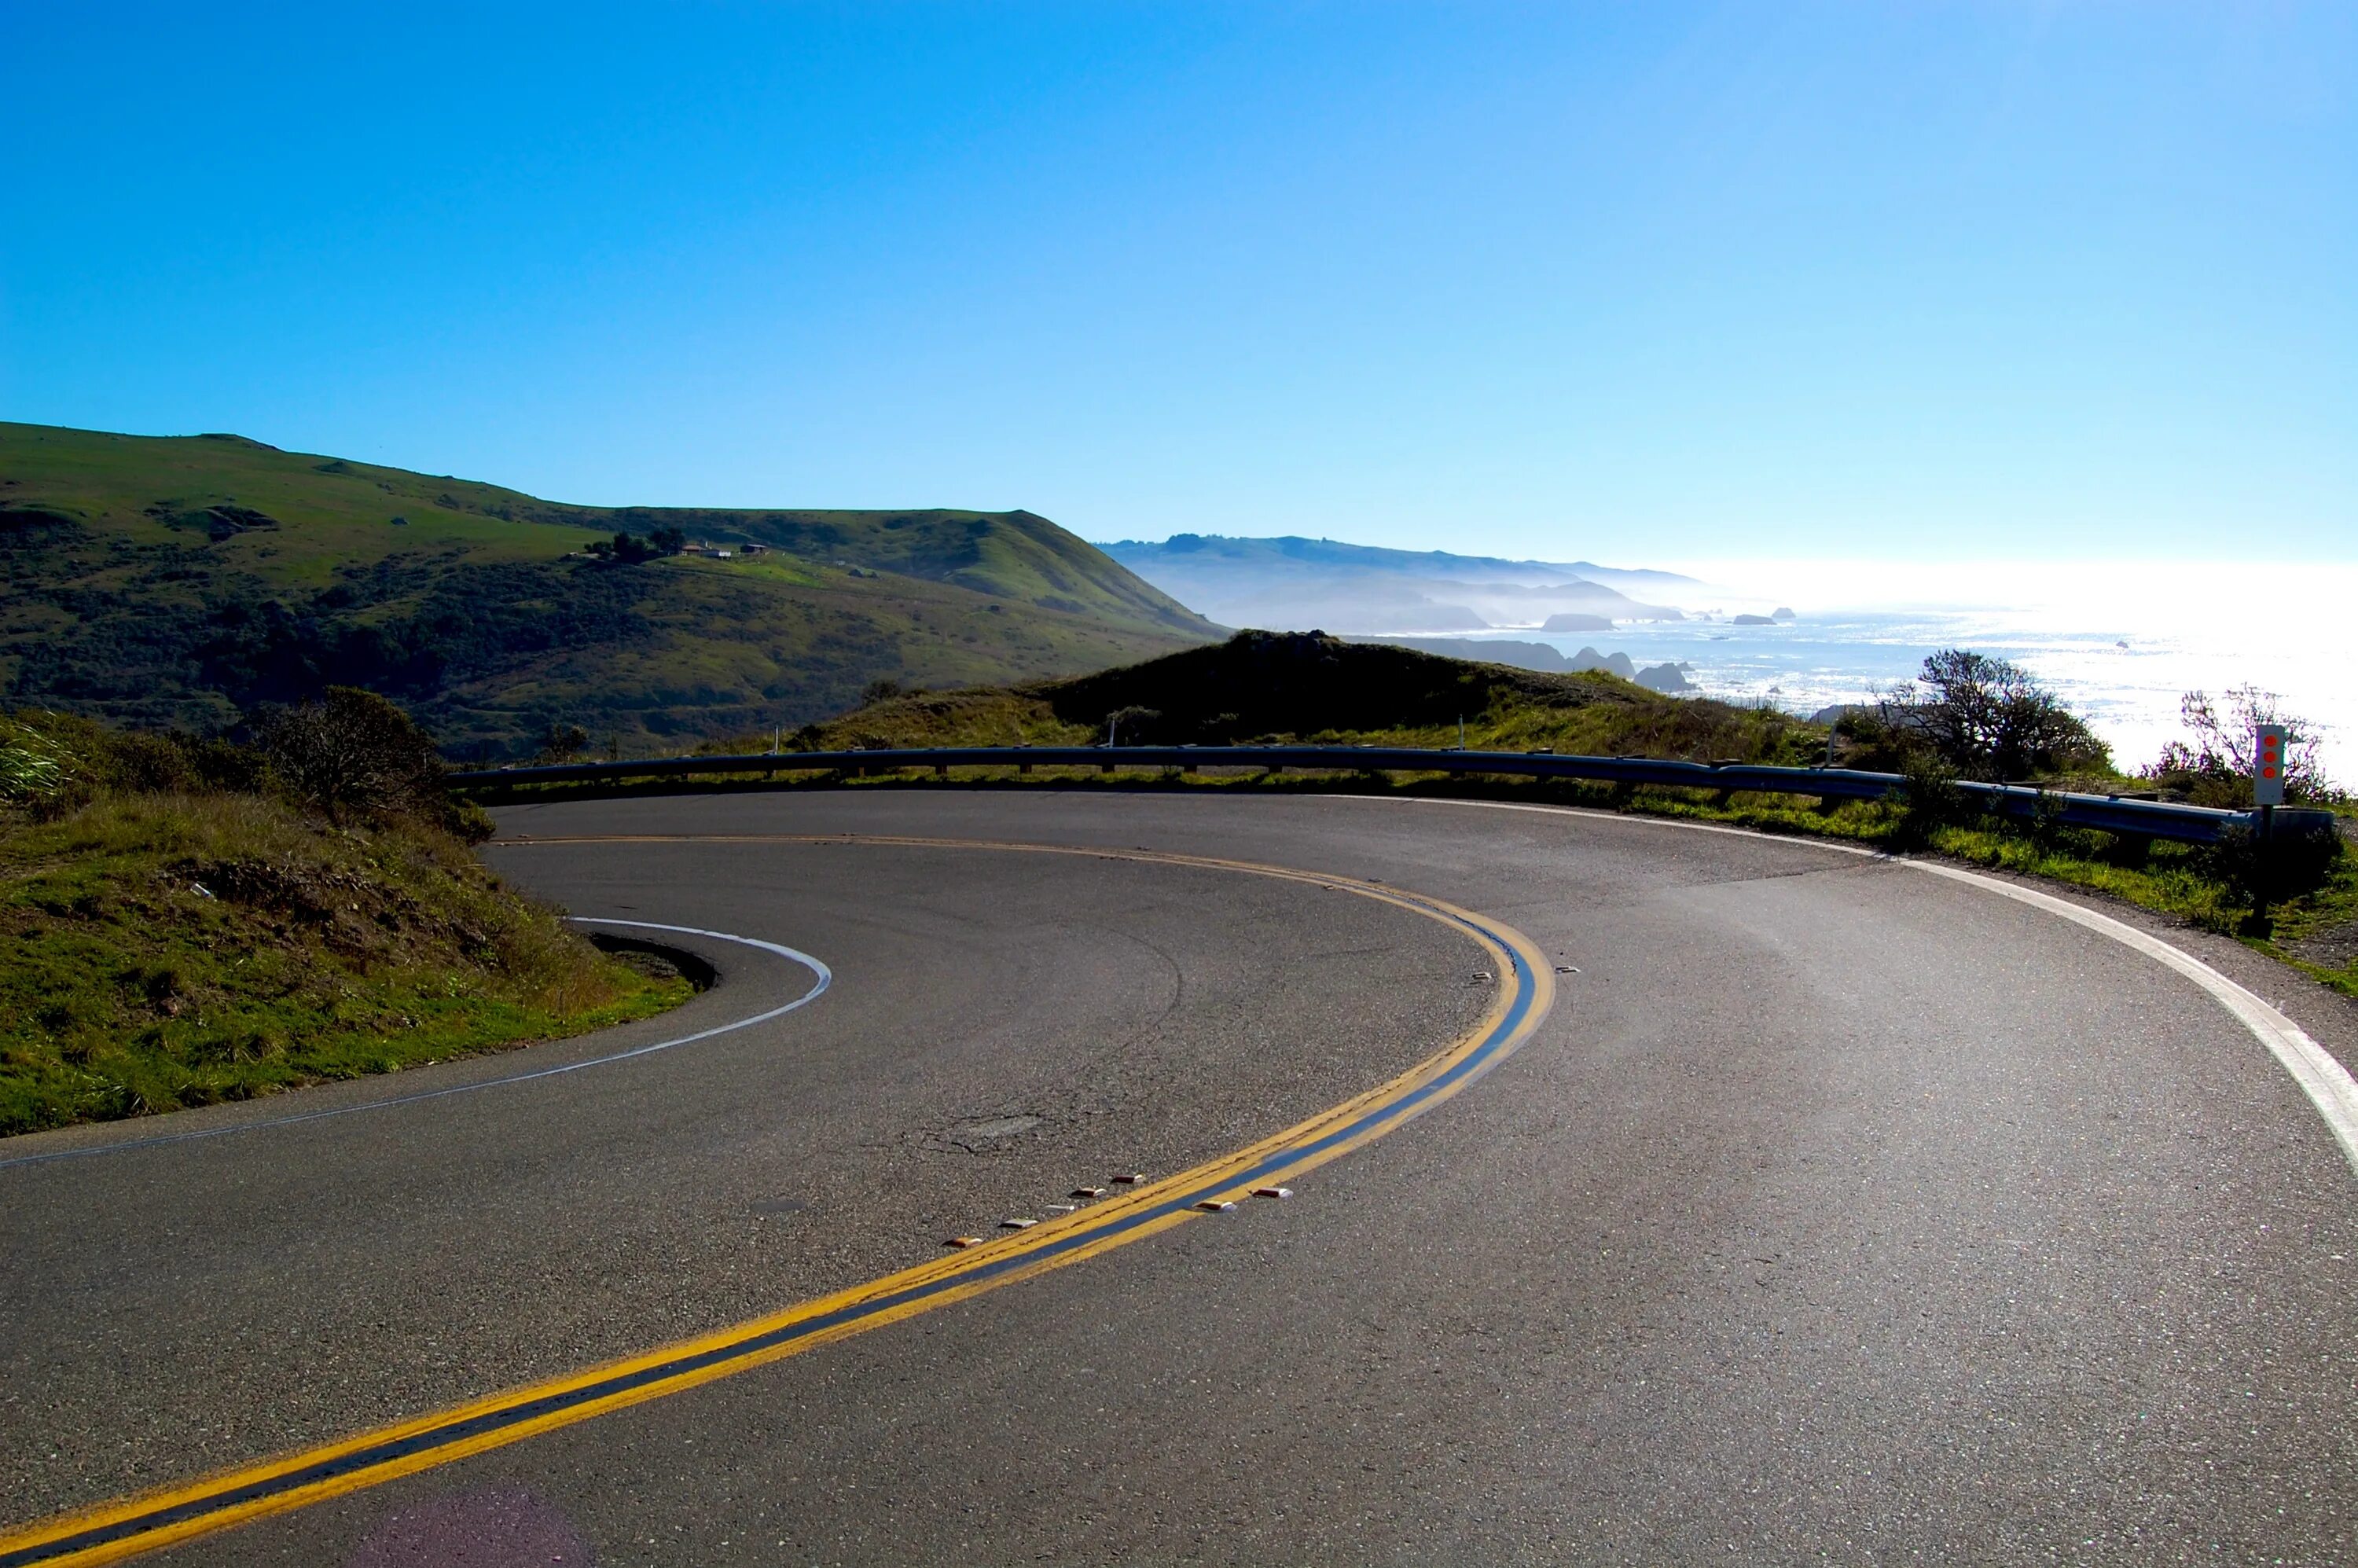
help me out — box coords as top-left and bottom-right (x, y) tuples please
(4, 789), (2356, 1566)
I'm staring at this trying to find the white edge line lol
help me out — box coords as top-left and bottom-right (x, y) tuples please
(1368, 793), (2358, 1179)
(0, 920), (831, 1171)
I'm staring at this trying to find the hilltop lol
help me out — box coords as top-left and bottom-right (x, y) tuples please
(0, 424), (1216, 758)
(791, 630), (1813, 762)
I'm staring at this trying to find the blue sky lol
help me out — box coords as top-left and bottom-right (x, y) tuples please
(5, 2), (2352, 560)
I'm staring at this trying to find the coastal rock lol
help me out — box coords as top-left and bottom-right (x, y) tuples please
(1353, 636), (1574, 672)
(1567, 646), (1638, 678)
(1359, 637), (1663, 682)
(1541, 611), (1614, 632)
(1636, 663), (1695, 694)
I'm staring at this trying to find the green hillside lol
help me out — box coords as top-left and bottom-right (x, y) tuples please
(0, 423), (1216, 758)
(792, 630), (1824, 761)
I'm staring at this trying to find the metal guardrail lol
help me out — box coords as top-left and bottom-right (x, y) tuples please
(449, 745), (2337, 846)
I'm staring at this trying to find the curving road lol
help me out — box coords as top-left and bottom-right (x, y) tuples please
(4, 791), (2356, 1565)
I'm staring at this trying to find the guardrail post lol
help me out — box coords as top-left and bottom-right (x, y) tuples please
(2249, 802), (2278, 935)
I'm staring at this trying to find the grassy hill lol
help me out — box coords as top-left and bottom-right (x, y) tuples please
(0, 423), (1217, 758)
(791, 630), (1822, 761)
(2, 706), (690, 1136)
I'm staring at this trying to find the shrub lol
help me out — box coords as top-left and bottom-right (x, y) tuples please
(1104, 705), (1161, 744)
(2027, 787), (2075, 853)
(1827, 706), (1915, 773)
(1879, 650), (2109, 782)
(535, 723), (590, 764)
(2203, 817), (2345, 930)
(583, 525), (683, 564)
(259, 687), (479, 835)
(1889, 752), (1968, 849)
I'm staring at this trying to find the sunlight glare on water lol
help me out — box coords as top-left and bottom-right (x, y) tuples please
(1547, 559), (2358, 780)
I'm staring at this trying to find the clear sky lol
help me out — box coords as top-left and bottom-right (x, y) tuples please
(6, 2), (2352, 560)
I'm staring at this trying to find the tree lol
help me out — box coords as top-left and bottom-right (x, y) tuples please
(584, 530), (678, 564)
(1879, 650), (2107, 782)
(1105, 706), (1160, 745)
(260, 688), (446, 822)
(535, 722), (590, 764)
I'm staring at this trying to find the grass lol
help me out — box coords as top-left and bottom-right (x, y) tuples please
(2264, 858), (2358, 997)
(0, 421), (1217, 758)
(0, 787), (692, 1137)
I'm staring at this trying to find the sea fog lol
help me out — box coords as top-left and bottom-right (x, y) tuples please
(1445, 558), (2356, 781)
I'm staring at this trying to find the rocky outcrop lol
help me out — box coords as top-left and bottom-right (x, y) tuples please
(1636, 663), (1695, 694)
(1566, 647), (1638, 678)
(1353, 637), (1577, 672)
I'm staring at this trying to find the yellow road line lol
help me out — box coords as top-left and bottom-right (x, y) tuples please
(0, 836), (1552, 1567)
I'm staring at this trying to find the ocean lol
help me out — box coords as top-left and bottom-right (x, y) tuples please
(1428, 558), (2356, 781)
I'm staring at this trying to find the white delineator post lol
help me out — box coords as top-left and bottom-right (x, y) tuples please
(2253, 725), (2288, 808)
(2252, 725), (2287, 923)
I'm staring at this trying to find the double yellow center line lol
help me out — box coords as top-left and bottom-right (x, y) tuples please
(0, 835), (1553, 1566)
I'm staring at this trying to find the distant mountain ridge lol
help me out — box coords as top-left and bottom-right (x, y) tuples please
(1098, 534), (1701, 635)
(0, 423), (1215, 757)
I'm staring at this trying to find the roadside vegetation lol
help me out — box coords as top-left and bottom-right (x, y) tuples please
(0, 692), (691, 1137)
(500, 630), (2353, 1001)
